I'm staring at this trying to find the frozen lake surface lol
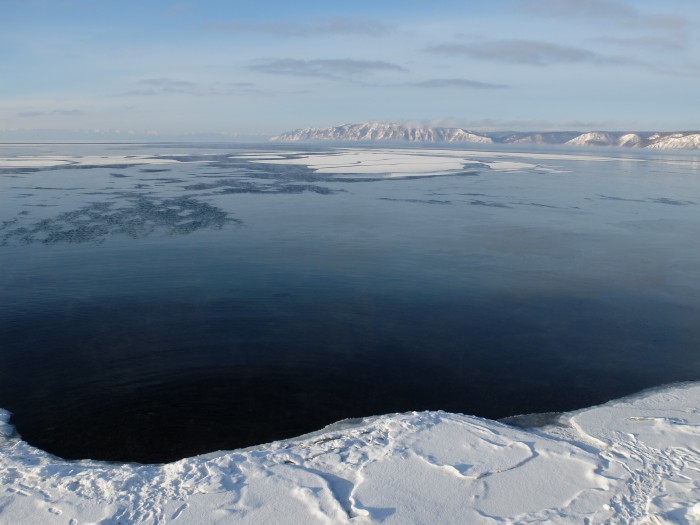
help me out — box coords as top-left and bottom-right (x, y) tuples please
(1, 143), (700, 463)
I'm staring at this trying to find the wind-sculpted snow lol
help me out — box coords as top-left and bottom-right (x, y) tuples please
(1, 384), (699, 524)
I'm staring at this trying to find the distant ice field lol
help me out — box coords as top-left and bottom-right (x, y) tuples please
(1, 142), (700, 464)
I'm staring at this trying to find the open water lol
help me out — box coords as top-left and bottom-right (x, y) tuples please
(1, 143), (699, 463)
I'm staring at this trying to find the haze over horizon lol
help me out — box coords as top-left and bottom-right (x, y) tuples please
(2, 0), (699, 141)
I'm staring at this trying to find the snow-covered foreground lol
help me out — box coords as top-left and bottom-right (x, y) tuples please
(1, 384), (699, 524)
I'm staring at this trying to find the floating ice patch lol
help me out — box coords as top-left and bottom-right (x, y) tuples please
(243, 149), (591, 177)
(229, 154), (301, 159)
(0, 155), (184, 169)
(483, 161), (537, 171)
(246, 150), (478, 177)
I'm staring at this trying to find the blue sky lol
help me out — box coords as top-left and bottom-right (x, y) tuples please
(1, 0), (699, 138)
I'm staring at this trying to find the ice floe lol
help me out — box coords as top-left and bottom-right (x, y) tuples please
(238, 148), (615, 177)
(1, 383), (698, 524)
(0, 156), (184, 169)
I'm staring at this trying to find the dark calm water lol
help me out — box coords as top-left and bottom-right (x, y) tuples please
(1, 143), (700, 463)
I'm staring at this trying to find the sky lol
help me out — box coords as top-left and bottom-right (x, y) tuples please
(1, 0), (699, 139)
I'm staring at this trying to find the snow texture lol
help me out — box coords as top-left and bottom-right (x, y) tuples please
(1, 383), (699, 524)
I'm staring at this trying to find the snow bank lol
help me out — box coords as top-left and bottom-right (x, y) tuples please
(1, 383), (699, 524)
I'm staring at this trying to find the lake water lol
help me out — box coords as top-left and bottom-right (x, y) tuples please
(1, 143), (700, 463)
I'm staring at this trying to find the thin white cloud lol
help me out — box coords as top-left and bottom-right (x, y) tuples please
(207, 17), (396, 38)
(686, 62), (700, 75)
(139, 78), (198, 93)
(464, 117), (617, 131)
(248, 58), (406, 79)
(17, 109), (84, 117)
(518, 0), (687, 31)
(402, 78), (508, 90)
(425, 40), (639, 66)
(594, 35), (687, 51)
(123, 78), (266, 96)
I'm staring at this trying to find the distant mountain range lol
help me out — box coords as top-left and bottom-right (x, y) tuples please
(271, 123), (700, 150)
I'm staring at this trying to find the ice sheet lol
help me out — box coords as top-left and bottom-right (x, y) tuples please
(241, 149), (611, 177)
(0, 155), (183, 168)
(1, 383), (698, 524)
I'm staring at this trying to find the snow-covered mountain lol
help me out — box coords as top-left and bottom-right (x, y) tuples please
(271, 123), (493, 144)
(271, 123), (700, 150)
(565, 132), (617, 147)
(617, 133), (644, 148)
(563, 131), (700, 149)
(646, 132), (700, 150)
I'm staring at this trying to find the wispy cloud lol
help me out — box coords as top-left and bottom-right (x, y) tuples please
(686, 62), (700, 75)
(207, 17), (396, 38)
(123, 78), (265, 96)
(593, 35), (687, 51)
(248, 58), (406, 79)
(465, 117), (616, 131)
(137, 78), (198, 94)
(518, 0), (687, 31)
(402, 78), (508, 89)
(519, 0), (635, 19)
(17, 109), (84, 117)
(425, 40), (637, 66)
